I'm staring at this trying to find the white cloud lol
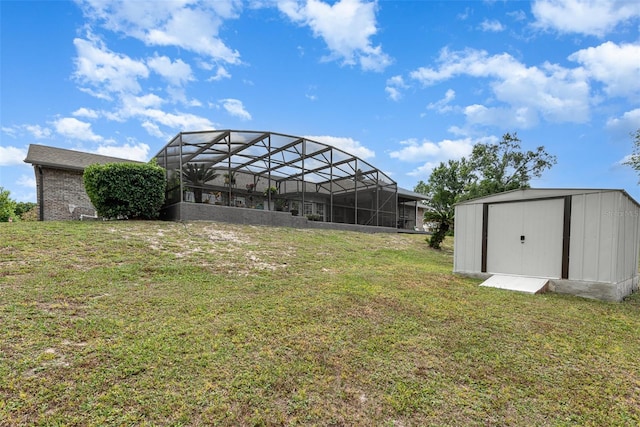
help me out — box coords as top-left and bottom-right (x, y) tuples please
(447, 125), (469, 137)
(389, 137), (474, 163)
(73, 36), (149, 96)
(123, 93), (165, 111)
(17, 174), (36, 189)
(2, 127), (18, 138)
(105, 93), (164, 122)
(102, 92), (214, 134)
(25, 124), (52, 139)
(0, 146), (27, 166)
(406, 161), (444, 178)
(305, 135), (375, 159)
(387, 75), (407, 87)
(389, 135), (498, 178)
(410, 47), (591, 127)
(53, 117), (103, 142)
(72, 34), (204, 137)
(306, 85), (318, 101)
(569, 41), (640, 98)
(606, 108), (640, 134)
(479, 19), (505, 32)
(278, 0), (391, 71)
(507, 10), (527, 21)
(385, 86), (402, 102)
(2, 125), (52, 140)
(411, 48), (490, 85)
(73, 107), (100, 119)
(531, 0), (640, 37)
(165, 86), (200, 106)
(147, 54), (194, 86)
(141, 121), (166, 138)
(385, 75), (408, 101)
(207, 66), (232, 82)
(427, 89), (456, 113)
(463, 104), (540, 128)
(78, 86), (113, 101)
(457, 7), (472, 21)
(146, 8), (241, 64)
(77, 0), (241, 64)
(94, 142), (150, 161)
(187, 98), (202, 108)
(138, 109), (215, 131)
(220, 98), (252, 120)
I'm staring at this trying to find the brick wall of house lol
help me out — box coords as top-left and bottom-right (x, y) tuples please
(40, 167), (96, 220)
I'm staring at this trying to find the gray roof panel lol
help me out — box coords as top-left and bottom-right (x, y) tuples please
(456, 188), (639, 207)
(397, 187), (428, 202)
(24, 144), (142, 171)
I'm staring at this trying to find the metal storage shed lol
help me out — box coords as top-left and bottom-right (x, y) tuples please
(454, 188), (640, 301)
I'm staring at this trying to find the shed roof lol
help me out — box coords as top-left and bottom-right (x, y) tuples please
(456, 188), (640, 207)
(24, 144), (140, 171)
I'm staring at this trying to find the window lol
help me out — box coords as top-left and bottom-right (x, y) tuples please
(303, 201), (325, 219)
(303, 202), (313, 216)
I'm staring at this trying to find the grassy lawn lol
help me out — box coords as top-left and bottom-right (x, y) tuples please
(1, 221), (639, 426)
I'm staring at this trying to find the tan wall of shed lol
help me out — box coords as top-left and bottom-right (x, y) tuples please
(569, 192), (640, 283)
(453, 203), (483, 274)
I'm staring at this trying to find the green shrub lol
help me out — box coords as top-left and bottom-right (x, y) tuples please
(20, 207), (38, 221)
(15, 201), (36, 218)
(83, 162), (166, 220)
(0, 186), (17, 222)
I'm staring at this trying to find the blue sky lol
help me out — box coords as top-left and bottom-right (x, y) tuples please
(1, 0), (639, 203)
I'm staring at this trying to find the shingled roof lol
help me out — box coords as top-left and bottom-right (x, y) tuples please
(24, 144), (142, 171)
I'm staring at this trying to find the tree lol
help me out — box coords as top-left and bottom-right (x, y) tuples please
(416, 159), (474, 249)
(464, 132), (556, 200)
(0, 187), (17, 222)
(418, 132), (556, 249)
(182, 164), (219, 203)
(622, 129), (640, 183)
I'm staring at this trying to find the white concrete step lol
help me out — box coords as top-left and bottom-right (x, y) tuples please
(480, 274), (549, 294)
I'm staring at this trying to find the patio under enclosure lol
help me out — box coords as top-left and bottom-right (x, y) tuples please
(153, 130), (404, 230)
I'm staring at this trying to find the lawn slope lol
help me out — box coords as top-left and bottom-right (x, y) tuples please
(1, 221), (639, 426)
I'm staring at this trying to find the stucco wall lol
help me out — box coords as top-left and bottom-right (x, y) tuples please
(38, 167), (96, 221)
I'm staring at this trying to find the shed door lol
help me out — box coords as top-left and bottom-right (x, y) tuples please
(486, 199), (564, 278)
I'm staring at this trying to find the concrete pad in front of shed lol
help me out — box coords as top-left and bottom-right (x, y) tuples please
(480, 275), (549, 294)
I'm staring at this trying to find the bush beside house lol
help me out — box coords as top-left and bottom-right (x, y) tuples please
(84, 162), (166, 220)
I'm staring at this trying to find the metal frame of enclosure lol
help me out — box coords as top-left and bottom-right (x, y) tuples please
(154, 130), (399, 228)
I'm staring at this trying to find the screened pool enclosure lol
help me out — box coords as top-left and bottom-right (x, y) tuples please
(153, 130), (406, 229)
